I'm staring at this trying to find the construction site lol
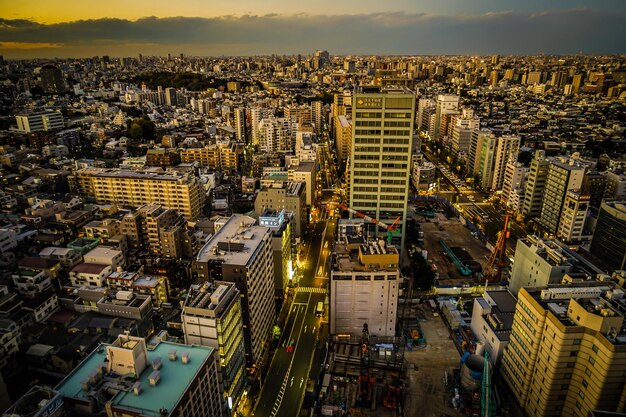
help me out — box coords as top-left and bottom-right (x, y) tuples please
(321, 197), (513, 417)
(319, 328), (406, 417)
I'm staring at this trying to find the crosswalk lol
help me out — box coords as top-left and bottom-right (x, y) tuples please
(297, 286), (327, 294)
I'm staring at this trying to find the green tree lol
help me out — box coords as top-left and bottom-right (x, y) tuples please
(128, 122), (143, 139)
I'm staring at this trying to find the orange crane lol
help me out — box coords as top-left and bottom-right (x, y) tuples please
(338, 204), (401, 245)
(484, 214), (510, 283)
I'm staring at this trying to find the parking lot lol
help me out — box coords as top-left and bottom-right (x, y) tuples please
(404, 302), (465, 417)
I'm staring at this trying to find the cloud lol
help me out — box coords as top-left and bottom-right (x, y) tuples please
(0, 9), (624, 58)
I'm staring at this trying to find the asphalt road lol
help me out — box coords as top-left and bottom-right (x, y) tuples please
(253, 206), (336, 417)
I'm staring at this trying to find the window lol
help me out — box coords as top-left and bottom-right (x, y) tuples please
(588, 356), (595, 365)
(582, 379), (588, 388)
(592, 344), (599, 353)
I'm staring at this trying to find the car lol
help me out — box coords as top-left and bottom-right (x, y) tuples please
(286, 338), (295, 353)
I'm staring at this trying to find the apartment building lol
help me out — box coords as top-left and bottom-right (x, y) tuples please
(179, 141), (242, 171)
(69, 168), (204, 220)
(182, 282), (246, 415)
(15, 111), (64, 133)
(522, 150), (551, 219)
(194, 215), (275, 367)
(501, 286), (626, 417)
(589, 201), (626, 271)
(556, 190), (590, 243)
(254, 181), (307, 238)
(539, 159), (586, 234)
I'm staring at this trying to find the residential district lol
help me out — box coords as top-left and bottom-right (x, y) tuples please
(0, 52), (624, 417)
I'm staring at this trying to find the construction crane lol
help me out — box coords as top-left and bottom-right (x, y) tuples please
(439, 239), (472, 276)
(484, 214), (510, 283)
(481, 351), (496, 417)
(338, 204), (401, 245)
(359, 323), (373, 404)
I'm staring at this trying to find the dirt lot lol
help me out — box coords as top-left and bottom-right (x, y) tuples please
(403, 302), (465, 417)
(420, 216), (491, 286)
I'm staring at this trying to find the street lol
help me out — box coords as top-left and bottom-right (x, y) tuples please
(253, 197), (337, 417)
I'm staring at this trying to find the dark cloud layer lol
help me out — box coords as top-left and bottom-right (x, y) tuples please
(0, 9), (624, 58)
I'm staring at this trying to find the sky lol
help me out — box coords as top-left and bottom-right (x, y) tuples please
(1, 0), (625, 58)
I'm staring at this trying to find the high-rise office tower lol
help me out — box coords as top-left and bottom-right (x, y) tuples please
(589, 201), (626, 271)
(434, 94), (459, 141)
(182, 282), (246, 415)
(539, 159), (586, 234)
(349, 86), (415, 249)
(522, 150), (551, 219)
(233, 107), (246, 142)
(40, 64), (65, 94)
(193, 215), (275, 368)
(501, 286), (626, 417)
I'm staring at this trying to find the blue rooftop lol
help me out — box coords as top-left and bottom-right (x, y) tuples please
(56, 338), (214, 416)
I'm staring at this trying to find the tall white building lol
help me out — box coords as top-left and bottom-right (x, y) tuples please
(539, 159), (586, 234)
(490, 135), (521, 191)
(193, 214), (275, 367)
(349, 86), (415, 249)
(501, 160), (528, 211)
(417, 98), (435, 129)
(450, 108), (480, 156)
(330, 239), (399, 337)
(258, 117), (298, 153)
(250, 107), (271, 146)
(434, 94), (459, 141)
(508, 235), (573, 296)
(556, 190), (590, 243)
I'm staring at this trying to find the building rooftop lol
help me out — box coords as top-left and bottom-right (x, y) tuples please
(84, 246), (122, 260)
(74, 167), (194, 183)
(524, 286), (626, 344)
(337, 115), (351, 128)
(196, 214), (269, 267)
(132, 275), (162, 288)
(183, 282), (238, 318)
(72, 262), (110, 274)
(56, 335), (214, 417)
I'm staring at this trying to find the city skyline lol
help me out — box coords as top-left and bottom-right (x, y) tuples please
(0, 1), (625, 58)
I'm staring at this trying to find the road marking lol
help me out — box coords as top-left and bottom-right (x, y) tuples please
(269, 292), (312, 417)
(297, 287), (328, 294)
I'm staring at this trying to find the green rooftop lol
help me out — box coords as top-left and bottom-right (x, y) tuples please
(56, 338), (214, 416)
